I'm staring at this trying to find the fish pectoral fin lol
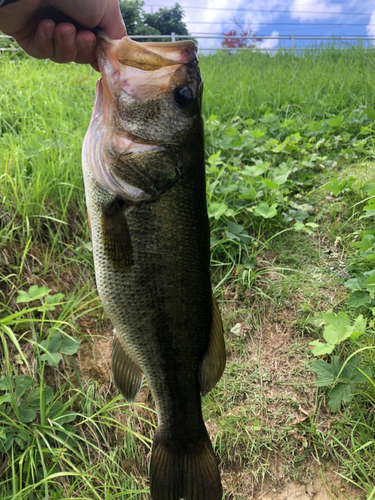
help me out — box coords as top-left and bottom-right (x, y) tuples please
(101, 202), (133, 273)
(112, 332), (143, 403)
(199, 296), (226, 396)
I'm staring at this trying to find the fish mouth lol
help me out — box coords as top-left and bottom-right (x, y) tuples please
(96, 30), (197, 67)
(95, 31), (198, 102)
(84, 33), (199, 201)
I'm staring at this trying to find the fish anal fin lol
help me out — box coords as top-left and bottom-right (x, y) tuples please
(112, 332), (143, 403)
(199, 296), (226, 396)
(150, 430), (222, 500)
(101, 201), (133, 273)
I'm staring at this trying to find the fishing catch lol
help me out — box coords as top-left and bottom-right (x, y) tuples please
(82, 32), (226, 500)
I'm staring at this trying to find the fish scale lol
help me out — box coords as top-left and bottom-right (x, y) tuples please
(82, 32), (226, 500)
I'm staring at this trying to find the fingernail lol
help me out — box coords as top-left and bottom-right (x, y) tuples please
(44, 25), (54, 41)
(61, 31), (75, 47)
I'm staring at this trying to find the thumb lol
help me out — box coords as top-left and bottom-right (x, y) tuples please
(99, 0), (127, 40)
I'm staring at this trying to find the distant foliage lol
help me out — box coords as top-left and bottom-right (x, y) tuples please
(119, 0), (189, 39)
(221, 29), (261, 50)
(143, 4), (189, 37)
(119, 0), (158, 36)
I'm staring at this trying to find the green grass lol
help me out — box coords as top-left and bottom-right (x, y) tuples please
(1, 46), (375, 499)
(201, 46), (375, 121)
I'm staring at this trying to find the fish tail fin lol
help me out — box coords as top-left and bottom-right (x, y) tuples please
(150, 430), (222, 500)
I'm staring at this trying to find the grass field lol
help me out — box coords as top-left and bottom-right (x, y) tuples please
(0, 45), (375, 499)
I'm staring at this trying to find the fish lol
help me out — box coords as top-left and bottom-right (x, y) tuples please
(82, 32), (226, 500)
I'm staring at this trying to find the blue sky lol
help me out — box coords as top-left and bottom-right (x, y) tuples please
(141, 0), (375, 50)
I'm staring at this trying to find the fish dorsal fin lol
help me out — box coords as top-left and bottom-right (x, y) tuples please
(199, 296), (226, 396)
(112, 332), (143, 403)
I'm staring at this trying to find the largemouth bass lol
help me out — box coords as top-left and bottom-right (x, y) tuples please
(82, 32), (226, 500)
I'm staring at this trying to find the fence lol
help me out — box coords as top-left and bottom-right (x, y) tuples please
(131, 33), (375, 52)
(1, 33), (375, 53)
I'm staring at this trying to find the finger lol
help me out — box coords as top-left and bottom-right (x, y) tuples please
(24, 19), (56, 60)
(74, 30), (97, 65)
(48, 0), (125, 38)
(48, 0), (105, 28)
(99, 0), (127, 40)
(51, 22), (77, 63)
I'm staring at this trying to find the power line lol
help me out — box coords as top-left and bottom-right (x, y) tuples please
(143, 0), (375, 4)
(184, 22), (375, 26)
(144, 4), (374, 15)
(190, 34), (375, 38)
(189, 30), (375, 34)
(189, 33), (375, 37)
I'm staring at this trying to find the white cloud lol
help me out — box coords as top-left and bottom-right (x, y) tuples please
(184, 0), (249, 48)
(143, 0), (289, 31)
(366, 9), (375, 39)
(257, 31), (279, 51)
(176, 0), (290, 49)
(141, 0), (347, 49)
(289, 0), (342, 21)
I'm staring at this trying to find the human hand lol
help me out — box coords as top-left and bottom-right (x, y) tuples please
(0, 0), (127, 68)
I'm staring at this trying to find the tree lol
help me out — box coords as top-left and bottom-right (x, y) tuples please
(221, 29), (261, 50)
(119, 1), (189, 38)
(143, 4), (189, 37)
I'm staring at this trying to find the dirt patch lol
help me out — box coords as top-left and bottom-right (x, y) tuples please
(256, 461), (364, 500)
(228, 307), (320, 431)
(77, 319), (113, 385)
(222, 458), (365, 500)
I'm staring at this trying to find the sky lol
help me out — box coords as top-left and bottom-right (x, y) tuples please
(141, 0), (375, 51)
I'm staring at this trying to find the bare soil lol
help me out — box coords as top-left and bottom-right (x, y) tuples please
(222, 459), (364, 499)
(77, 319), (113, 385)
(255, 462), (364, 500)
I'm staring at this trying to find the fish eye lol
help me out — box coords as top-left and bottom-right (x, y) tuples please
(173, 86), (193, 107)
